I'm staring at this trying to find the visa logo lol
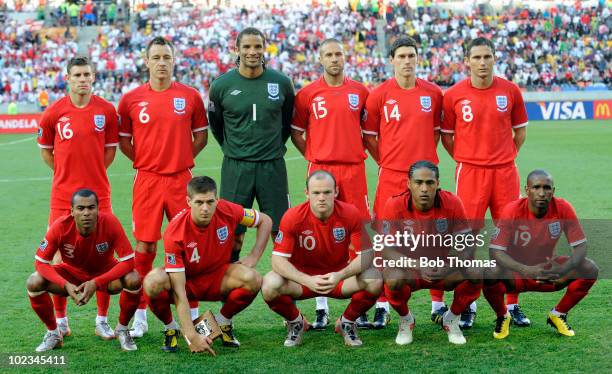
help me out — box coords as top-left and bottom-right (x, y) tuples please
(539, 101), (586, 120)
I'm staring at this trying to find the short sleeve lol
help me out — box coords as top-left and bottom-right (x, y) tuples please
(37, 107), (56, 148)
(489, 205), (515, 251)
(108, 215), (134, 261)
(349, 208), (371, 254)
(433, 88), (443, 130)
(164, 234), (185, 272)
(191, 90), (209, 132)
(291, 87), (309, 132)
(117, 96), (133, 137)
(441, 91), (456, 134)
(272, 211), (296, 258)
(511, 85), (529, 129)
(105, 106), (119, 147)
(362, 88), (381, 136)
(35, 224), (60, 264)
(560, 201), (587, 247)
(359, 87), (370, 127)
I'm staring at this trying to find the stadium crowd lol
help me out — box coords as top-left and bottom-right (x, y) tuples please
(0, 0), (610, 105)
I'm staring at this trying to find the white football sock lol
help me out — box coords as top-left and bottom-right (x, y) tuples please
(431, 301), (446, 313)
(550, 308), (563, 317)
(56, 317), (68, 324)
(96, 315), (107, 324)
(135, 308), (147, 322)
(164, 320), (179, 331)
(376, 301), (390, 312)
(216, 312), (231, 326)
(315, 297), (328, 311)
(507, 304), (517, 311)
(190, 307), (199, 321)
(443, 311), (460, 323)
(469, 302), (477, 312)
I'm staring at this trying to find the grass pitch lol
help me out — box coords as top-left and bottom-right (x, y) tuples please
(0, 120), (610, 373)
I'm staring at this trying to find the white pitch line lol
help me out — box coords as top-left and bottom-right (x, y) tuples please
(0, 136), (36, 146)
(0, 156), (305, 183)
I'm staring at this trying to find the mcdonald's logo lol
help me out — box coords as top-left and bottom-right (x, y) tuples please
(594, 100), (611, 119)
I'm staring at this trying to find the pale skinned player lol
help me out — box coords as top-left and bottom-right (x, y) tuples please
(262, 171), (382, 347)
(291, 38), (372, 330)
(37, 56), (118, 339)
(143, 176), (272, 354)
(118, 37), (208, 336)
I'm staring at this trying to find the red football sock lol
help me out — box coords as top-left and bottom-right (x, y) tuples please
(220, 288), (257, 319)
(450, 280), (482, 315)
(135, 251), (157, 309)
(266, 295), (300, 321)
(555, 278), (596, 313)
(385, 283), (411, 317)
(506, 292), (519, 305)
(96, 291), (110, 317)
(430, 289), (444, 302)
(343, 290), (378, 321)
(52, 294), (67, 318)
(119, 289), (141, 326)
(189, 300), (199, 309)
(483, 281), (507, 317)
(30, 293), (57, 331)
(145, 289), (173, 325)
(377, 295), (388, 303)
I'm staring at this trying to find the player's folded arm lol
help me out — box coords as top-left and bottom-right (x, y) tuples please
(34, 259), (67, 288)
(93, 253), (135, 291)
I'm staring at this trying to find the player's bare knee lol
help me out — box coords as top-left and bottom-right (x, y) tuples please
(579, 258), (599, 279)
(143, 267), (168, 297)
(123, 271), (142, 291)
(239, 267), (262, 292)
(26, 272), (46, 292)
(364, 276), (383, 295)
(261, 271), (284, 301)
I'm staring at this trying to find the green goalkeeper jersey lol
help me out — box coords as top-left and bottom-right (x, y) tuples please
(208, 68), (295, 161)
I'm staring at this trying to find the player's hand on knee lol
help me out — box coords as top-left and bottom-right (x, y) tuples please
(238, 253), (259, 268)
(186, 333), (216, 356)
(64, 282), (80, 305)
(75, 280), (97, 306)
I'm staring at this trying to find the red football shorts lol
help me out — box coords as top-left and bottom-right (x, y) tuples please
(373, 167), (408, 219)
(307, 161), (370, 220)
(48, 206), (113, 226)
(512, 256), (569, 293)
(132, 169), (191, 242)
(298, 280), (346, 300)
(455, 162), (520, 225)
(52, 262), (116, 286)
(183, 263), (230, 301)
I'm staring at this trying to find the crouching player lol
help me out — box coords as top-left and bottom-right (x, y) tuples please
(27, 189), (141, 352)
(381, 161), (482, 345)
(483, 169), (598, 339)
(144, 176), (271, 354)
(262, 170), (382, 347)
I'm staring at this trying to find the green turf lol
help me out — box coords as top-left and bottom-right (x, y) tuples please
(0, 120), (611, 373)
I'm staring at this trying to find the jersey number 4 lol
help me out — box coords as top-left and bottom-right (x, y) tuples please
(190, 248), (200, 263)
(383, 104), (401, 123)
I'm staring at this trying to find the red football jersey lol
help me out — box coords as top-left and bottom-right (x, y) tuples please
(37, 95), (118, 209)
(35, 212), (134, 275)
(441, 77), (528, 166)
(380, 190), (471, 258)
(489, 197), (586, 265)
(273, 200), (371, 275)
(117, 82), (208, 174)
(363, 78), (442, 172)
(292, 77), (369, 163)
(163, 200), (259, 277)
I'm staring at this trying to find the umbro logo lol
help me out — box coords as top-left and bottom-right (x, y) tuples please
(302, 230), (313, 235)
(138, 101), (148, 107)
(313, 96), (324, 102)
(461, 99), (472, 105)
(59, 116), (70, 122)
(187, 242), (197, 248)
(230, 90), (242, 96)
(385, 99), (397, 105)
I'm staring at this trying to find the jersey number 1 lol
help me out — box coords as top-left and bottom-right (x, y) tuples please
(383, 104), (401, 123)
(56, 122), (74, 140)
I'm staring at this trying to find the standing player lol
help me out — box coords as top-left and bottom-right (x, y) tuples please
(291, 38), (371, 330)
(27, 189), (142, 352)
(208, 27), (294, 265)
(118, 37), (208, 337)
(261, 171), (382, 347)
(441, 37), (529, 328)
(362, 37), (443, 327)
(381, 161), (482, 345)
(37, 56), (118, 340)
(483, 170), (598, 339)
(143, 176), (271, 353)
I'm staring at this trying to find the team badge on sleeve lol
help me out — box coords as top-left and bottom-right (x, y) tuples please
(348, 94), (359, 110)
(332, 227), (346, 243)
(420, 96), (432, 112)
(217, 226), (229, 243)
(174, 97), (186, 115)
(496, 96), (508, 112)
(435, 218), (448, 233)
(491, 227), (501, 240)
(95, 242), (109, 253)
(39, 239), (48, 251)
(94, 115), (106, 131)
(275, 231), (283, 244)
(548, 221), (561, 238)
(268, 83), (280, 100)
(37, 128), (43, 138)
(166, 254), (176, 265)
